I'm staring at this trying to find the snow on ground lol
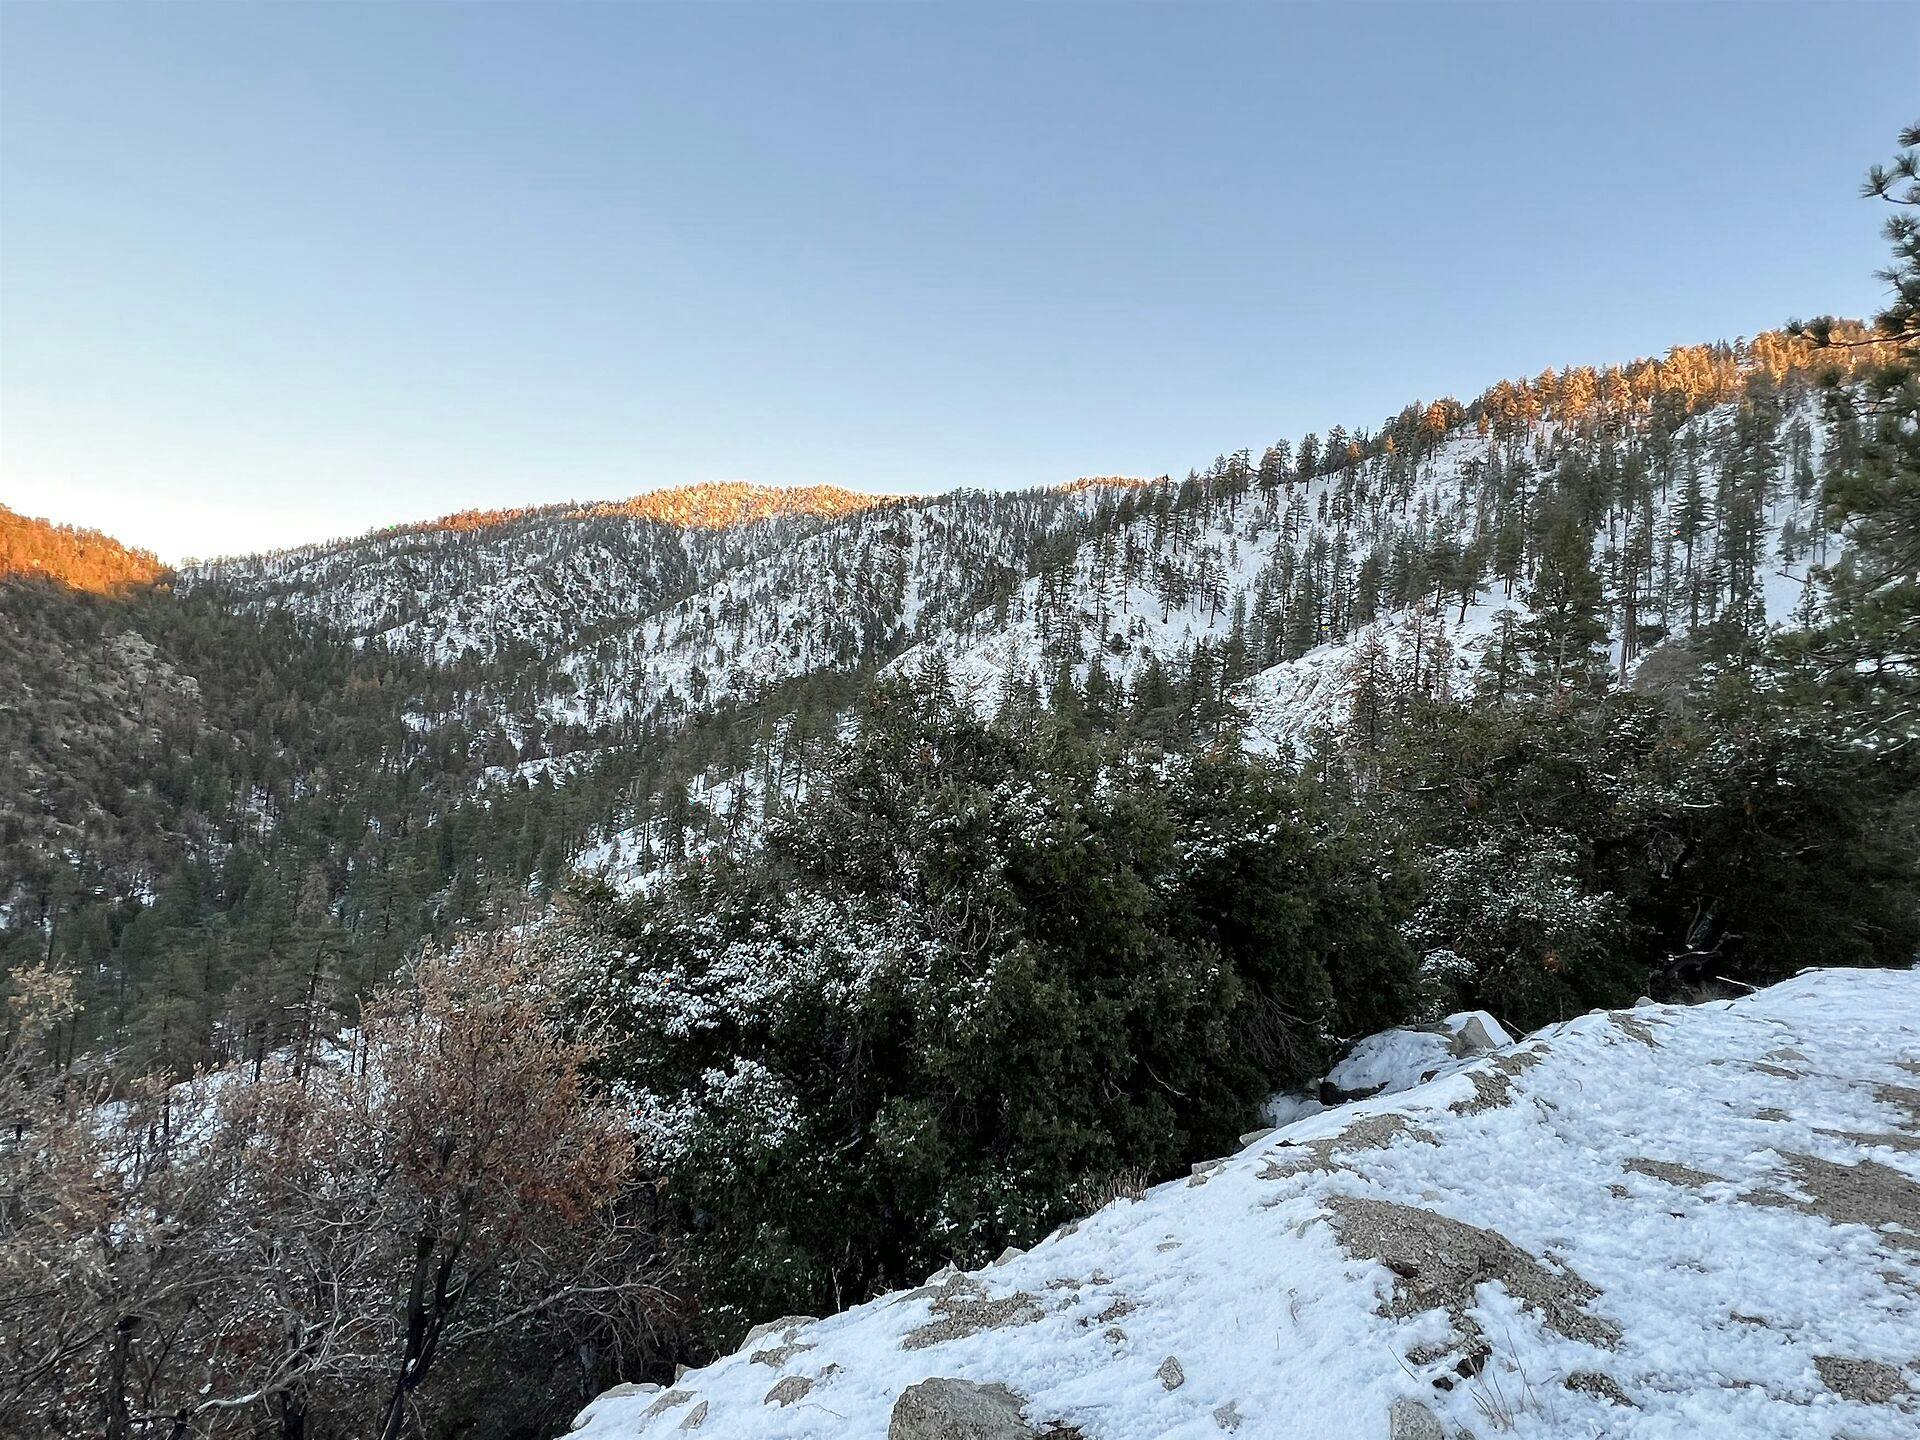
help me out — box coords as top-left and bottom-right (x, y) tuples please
(570, 968), (1920, 1439)
(1323, 1011), (1514, 1099)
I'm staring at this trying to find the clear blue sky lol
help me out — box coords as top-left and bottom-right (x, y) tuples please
(2, 2), (1913, 562)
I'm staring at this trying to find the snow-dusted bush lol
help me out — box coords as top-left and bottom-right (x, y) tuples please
(573, 673), (1413, 1342)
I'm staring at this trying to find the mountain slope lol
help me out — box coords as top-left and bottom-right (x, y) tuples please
(183, 482), (888, 665)
(1, 504), (170, 594)
(572, 968), (1920, 1440)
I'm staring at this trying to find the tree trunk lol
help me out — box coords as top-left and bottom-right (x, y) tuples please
(103, 1315), (137, 1440)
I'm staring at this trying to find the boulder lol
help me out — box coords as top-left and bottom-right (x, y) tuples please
(1157, 1355), (1185, 1390)
(888, 1377), (1036, 1440)
(1388, 1398), (1445, 1440)
(1447, 1014), (1503, 1058)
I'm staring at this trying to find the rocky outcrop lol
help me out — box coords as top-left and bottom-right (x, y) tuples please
(887, 1378), (1035, 1440)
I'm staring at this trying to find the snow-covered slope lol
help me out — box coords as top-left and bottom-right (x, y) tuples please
(571, 968), (1920, 1439)
(187, 368), (1848, 790)
(546, 487), (1103, 731)
(181, 485), (887, 664)
(894, 396), (1833, 754)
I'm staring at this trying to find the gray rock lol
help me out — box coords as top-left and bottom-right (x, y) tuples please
(1448, 1015), (1500, 1058)
(1212, 1400), (1243, 1432)
(741, 1314), (815, 1349)
(764, 1374), (813, 1407)
(1238, 1126), (1277, 1147)
(1389, 1397), (1445, 1440)
(888, 1377), (1036, 1439)
(1157, 1355), (1186, 1390)
(992, 1246), (1024, 1265)
(678, 1399), (709, 1430)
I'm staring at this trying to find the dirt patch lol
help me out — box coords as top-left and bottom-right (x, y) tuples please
(1258, 1113), (1438, 1179)
(1565, 1371), (1635, 1406)
(1820, 1128), (1920, 1155)
(1625, 1157), (1726, 1189)
(1875, 1082), (1920, 1130)
(1449, 1070), (1518, 1116)
(902, 1275), (1045, 1350)
(1448, 1049), (1547, 1116)
(1814, 1354), (1913, 1404)
(1785, 1153), (1920, 1251)
(1324, 1194), (1620, 1349)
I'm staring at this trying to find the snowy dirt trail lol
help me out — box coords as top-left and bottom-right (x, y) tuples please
(571, 969), (1920, 1439)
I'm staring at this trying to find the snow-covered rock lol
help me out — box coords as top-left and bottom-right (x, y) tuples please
(1323, 1010), (1514, 1100)
(570, 967), (1920, 1440)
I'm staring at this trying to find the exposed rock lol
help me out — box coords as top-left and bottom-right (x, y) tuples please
(590, 1381), (657, 1400)
(1387, 1397), (1445, 1440)
(1156, 1355), (1185, 1390)
(1212, 1400), (1243, 1432)
(1259, 1113), (1438, 1180)
(1565, 1371), (1635, 1406)
(887, 1378), (1036, 1440)
(644, 1390), (694, 1418)
(1449, 1070), (1518, 1116)
(752, 1341), (815, 1367)
(1238, 1126), (1277, 1147)
(1448, 1015), (1500, 1058)
(764, 1375), (813, 1406)
(1814, 1354), (1912, 1403)
(992, 1246), (1024, 1265)
(1326, 1194), (1620, 1349)
(742, 1314), (816, 1349)
(903, 1277), (1044, 1351)
(677, 1399), (709, 1430)
(1625, 1157), (1726, 1189)
(1606, 1012), (1660, 1047)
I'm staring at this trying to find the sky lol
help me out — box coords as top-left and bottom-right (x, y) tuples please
(1, 3), (1914, 564)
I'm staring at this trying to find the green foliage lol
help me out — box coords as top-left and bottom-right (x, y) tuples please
(1381, 662), (1920, 1030)
(577, 673), (1412, 1338)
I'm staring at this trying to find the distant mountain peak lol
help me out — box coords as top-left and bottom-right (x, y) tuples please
(0, 504), (170, 594)
(587, 481), (891, 530)
(1058, 475), (1160, 495)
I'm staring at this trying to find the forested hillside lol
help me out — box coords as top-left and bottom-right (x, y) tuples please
(3, 123), (1916, 1440)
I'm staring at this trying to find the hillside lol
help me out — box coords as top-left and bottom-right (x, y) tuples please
(0, 504), (169, 593)
(571, 968), (1920, 1440)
